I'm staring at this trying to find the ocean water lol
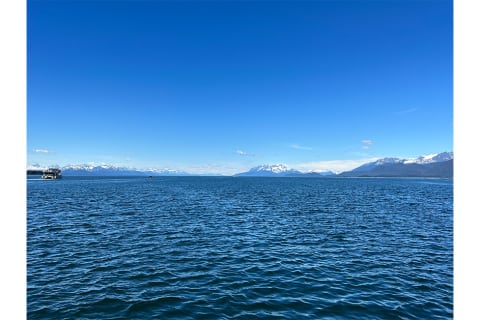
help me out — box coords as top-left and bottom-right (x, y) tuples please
(27, 177), (453, 319)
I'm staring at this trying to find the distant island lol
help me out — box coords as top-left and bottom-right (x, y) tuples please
(27, 152), (453, 178)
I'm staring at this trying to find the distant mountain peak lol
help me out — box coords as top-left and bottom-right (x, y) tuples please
(251, 164), (291, 173)
(235, 163), (301, 177)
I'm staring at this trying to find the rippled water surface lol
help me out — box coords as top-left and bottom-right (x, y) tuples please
(27, 177), (453, 319)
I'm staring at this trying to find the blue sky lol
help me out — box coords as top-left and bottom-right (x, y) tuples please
(27, 0), (453, 174)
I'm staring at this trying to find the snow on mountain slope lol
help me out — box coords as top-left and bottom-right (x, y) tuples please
(403, 152), (453, 164)
(353, 152), (453, 172)
(342, 152), (453, 177)
(59, 164), (189, 176)
(250, 164), (292, 173)
(235, 164), (302, 176)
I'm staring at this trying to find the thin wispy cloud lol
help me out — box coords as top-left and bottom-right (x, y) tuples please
(34, 149), (50, 153)
(235, 149), (256, 157)
(361, 140), (374, 150)
(289, 144), (313, 151)
(361, 140), (373, 145)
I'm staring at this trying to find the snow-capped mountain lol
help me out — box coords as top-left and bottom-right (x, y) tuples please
(27, 152), (453, 178)
(340, 152), (453, 178)
(352, 152), (453, 172)
(252, 164), (293, 174)
(403, 152), (453, 164)
(234, 164), (302, 177)
(352, 158), (404, 172)
(59, 164), (190, 176)
(62, 164), (125, 171)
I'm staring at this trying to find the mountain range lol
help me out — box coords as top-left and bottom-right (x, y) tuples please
(338, 152), (453, 178)
(27, 152), (453, 178)
(233, 164), (336, 177)
(234, 152), (453, 178)
(27, 164), (190, 176)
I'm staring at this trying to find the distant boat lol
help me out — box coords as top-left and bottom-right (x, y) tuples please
(42, 168), (62, 179)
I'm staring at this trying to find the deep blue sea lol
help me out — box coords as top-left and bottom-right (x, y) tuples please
(27, 176), (453, 319)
